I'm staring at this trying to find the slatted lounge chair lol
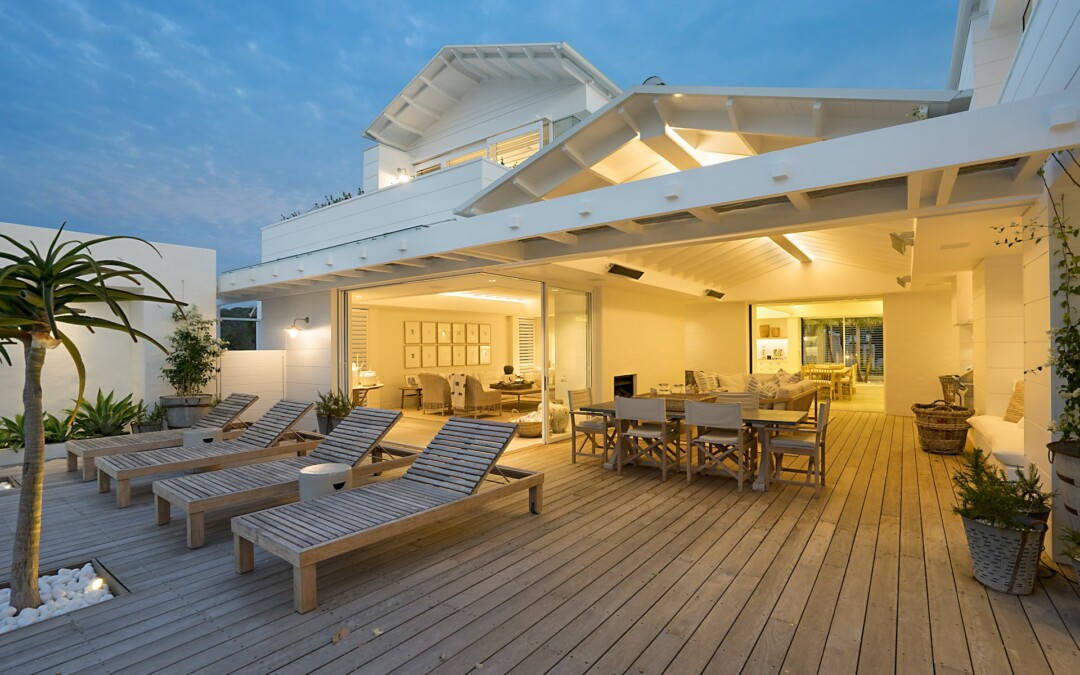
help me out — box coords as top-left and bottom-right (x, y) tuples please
(153, 407), (413, 549)
(66, 393), (259, 481)
(96, 399), (316, 509)
(232, 417), (543, 613)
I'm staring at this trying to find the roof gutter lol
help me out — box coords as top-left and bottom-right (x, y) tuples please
(947, 0), (977, 89)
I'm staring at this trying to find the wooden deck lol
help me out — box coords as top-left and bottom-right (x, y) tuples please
(1, 410), (1078, 674)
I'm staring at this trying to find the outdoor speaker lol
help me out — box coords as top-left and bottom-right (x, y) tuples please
(606, 263), (644, 280)
(704, 289), (725, 300)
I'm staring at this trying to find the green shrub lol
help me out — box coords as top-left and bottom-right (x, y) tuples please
(0, 414), (25, 450)
(952, 448), (1052, 530)
(315, 389), (353, 418)
(65, 390), (140, 438)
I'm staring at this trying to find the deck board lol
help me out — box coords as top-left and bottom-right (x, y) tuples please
(1, 410), (1078, 674)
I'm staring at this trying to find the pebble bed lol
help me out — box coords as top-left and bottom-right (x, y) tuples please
(0, 562), (113, 634)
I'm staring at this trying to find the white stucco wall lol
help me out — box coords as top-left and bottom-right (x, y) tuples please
(684, 302), (750, 375)
(596, 288), (686, 399)
(0, 222), (215, 420)
(883, 290), (963, 416)
(972, 255), (1025, 416)
(999, 0), (1080, 103)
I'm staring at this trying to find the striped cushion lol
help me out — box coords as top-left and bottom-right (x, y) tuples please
(1002, 380), (1024, 423)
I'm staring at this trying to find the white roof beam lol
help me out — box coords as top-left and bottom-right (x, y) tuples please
(432, 253), (469, 262)
(470, 48), (512, 79)
(383, 112), (425, 137)
(907, 172), (924, 210)
(625, 99), (701, 171)
(787, 191), (813, 213)
(688, 207), (721, 224)
(1014, 151), (1049, 181)
(458, 242), (525, 263)
(523, 46), (560, 80)
(725, 96), (760, 156)
(812, 101), (825, 138)
(552, 47), (591, 86)
(769, 235), (813, 263)
(418, 75), (460, 102)
(400, 94), (441, 120)
(562, 144), (616, 185)
(496, 47), (534, 80)
(366, 126), (396, 146)
(512, 177), (543, 199)
(935, 166), (959, 207)
(441, 52), (483, 83)
(539, 231), (580, 245)
(608, 220), (645, 234)
(392, 259), (431, 268)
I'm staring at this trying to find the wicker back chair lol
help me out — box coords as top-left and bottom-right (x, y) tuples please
(418, 372), (451, 415)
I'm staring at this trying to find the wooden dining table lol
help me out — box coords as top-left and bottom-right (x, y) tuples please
(579, 401), (808, 491)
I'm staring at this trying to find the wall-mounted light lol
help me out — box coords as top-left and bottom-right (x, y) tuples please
(704, 289), (725, 300)
(286, 317), (309, 338)
(394, 168), (412, 184)
(896, 275), (911, 288)
(890, 231), (915, 255)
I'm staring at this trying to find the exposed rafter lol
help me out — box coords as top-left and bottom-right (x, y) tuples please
(787, 191), (812, 213)
(688, 207), (721, 224)
(769, 235), (813, 263)
(469, 48), (511, 79)
(457, 242), (525, 262)
(907, 172), (924, 210)
(935, 166), (959, 207)
(383, 112), (425, 137)
(417, 74), (459, 102)
(523, 46), (560, 80)
(539, 231), (580, 245)
(441, 52), (483, 83)
(496, 47), (534, 80)
(399, 94), (441, 120)
(1014, 151), (1049, 181)
(562, 144), (616, 185)
(392, 259), (431, 268)
(812, 100), (825, 138)
(608, 220), (645, 234)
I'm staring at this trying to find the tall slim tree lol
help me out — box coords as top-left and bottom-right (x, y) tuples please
(0, 225), (182, 610)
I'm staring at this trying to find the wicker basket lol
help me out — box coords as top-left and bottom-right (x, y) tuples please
(911, 400), (974, 454)
(635, 392), (717, 413)
(961, 516), (1046, 594)
(509, 410), (542, 438)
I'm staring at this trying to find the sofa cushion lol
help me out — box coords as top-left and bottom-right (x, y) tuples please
(967, 415), (1024, 455)
(717, 373), (747, 392)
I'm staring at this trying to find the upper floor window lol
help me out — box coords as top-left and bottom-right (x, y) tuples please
(413, 121), (548, 176)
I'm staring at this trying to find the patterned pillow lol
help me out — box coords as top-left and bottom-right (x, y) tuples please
(747, 375), (780, 399)
(702, 371), (721, 392)
(774, 368), (802, 385)
(693, 370), (709, 390)
(1003, 380), (1024, 423)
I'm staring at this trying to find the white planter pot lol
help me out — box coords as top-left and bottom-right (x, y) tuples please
(160, 395), (213, 429)
(0, 442), (68, 469)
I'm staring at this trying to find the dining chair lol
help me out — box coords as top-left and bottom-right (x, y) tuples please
(614, 396), (682, 481)
(568, 388), (615, 465)
(765, 400), (831, 497)
(684, 400), (755, 491)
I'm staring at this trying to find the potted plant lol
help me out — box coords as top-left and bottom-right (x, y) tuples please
(131, 401), (166, 434)
(952, 448), (1052, 594)
(159, 306), (227, 428)
(0, 413), (78, 467)
(315, 389), (353, 434)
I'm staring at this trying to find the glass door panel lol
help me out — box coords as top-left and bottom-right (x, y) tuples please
(544, 287), (591, 443)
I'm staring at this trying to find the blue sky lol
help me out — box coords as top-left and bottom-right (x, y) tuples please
(0, 1), (960, 273)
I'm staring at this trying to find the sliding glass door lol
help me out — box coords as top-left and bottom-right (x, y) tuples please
(801, 316), (884, 382)
(544, 286), (591, 443)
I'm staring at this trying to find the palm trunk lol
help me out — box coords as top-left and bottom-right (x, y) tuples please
(10, 339), (46, 609)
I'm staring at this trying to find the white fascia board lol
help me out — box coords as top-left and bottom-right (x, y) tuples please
(220, 89), (1080, 296)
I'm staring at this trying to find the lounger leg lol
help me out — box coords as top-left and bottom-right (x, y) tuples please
(156, 495), (171, 525)
(98, 470), (111, 494)
(187, 512), (205, 549)
(66, 450), (77, 473)
(294, 564), (317, 613)
(115, 478), (131, 509)
(83, 456), (96, 482)
(234, 535), (254, 574)
(529, 484), (543, 514)
(372, 446), (384, 477)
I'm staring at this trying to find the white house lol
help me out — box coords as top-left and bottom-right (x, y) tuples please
(217, 8), (1080, 551)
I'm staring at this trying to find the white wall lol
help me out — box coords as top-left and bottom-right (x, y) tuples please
(218, 350), (285, 422)
(260, 289), (334, 431)
(685, 302), (750, 375)
(0, 222), (215, 420)
(597, 288), (686, 398)
(972, 255), (1025, 415)
(999, 0), (1080, 103)
(260, 161), (496, 262)
(966, 8), (1024, 108)
(364, 305), (514, 408)
(883, 291), (962, 416)
(363, 143), (413, 194)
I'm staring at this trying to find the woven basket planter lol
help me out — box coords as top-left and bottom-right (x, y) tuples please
(912, 401), (974, 454)
(1050, 444), (1080, 534)
(961, 516), (1046, 595)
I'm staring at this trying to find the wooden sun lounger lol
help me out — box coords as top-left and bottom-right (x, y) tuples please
(96, 399), (316, 509)
(153, 407), (414, 549)
(66, 393), (259, 481)
(232, 417), (543, 613)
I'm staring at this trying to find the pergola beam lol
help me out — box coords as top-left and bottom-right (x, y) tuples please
(935, 166), (959, 207)
(769, 234), (813, 263)
(539, 231), (580, 245)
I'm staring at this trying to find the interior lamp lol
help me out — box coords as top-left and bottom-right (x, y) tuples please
(286, 317), (309, 338)
(890, 231), (915, 255)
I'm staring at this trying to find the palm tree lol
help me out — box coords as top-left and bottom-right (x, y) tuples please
(0, 225), (182, 610)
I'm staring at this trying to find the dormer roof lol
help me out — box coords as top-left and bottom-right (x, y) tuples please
(364, 42), (621, 150)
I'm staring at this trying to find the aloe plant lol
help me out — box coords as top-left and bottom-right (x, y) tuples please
(0, 224), (181, 610)
(65, 389), (140, 438)
(0, 414), (25, 450)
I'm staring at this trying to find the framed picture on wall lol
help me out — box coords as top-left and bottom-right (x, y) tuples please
(466, 345), (479, 365)
(404, 345), (421, 368)
(404, 321), (420, 344)
(421, 322), (436, 344)
(452, 345), (466, 366)
(421, 345), (437, 368)
(437, 322), (451, 344)
(479, 324), (491, 343)
(479, 345), (491, 365)
(466, 323), (479, 343)
(452, 323), (465, 343)
(437, 345), (452, 366)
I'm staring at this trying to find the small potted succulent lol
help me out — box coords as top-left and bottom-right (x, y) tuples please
(315, 389), (353, 434)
